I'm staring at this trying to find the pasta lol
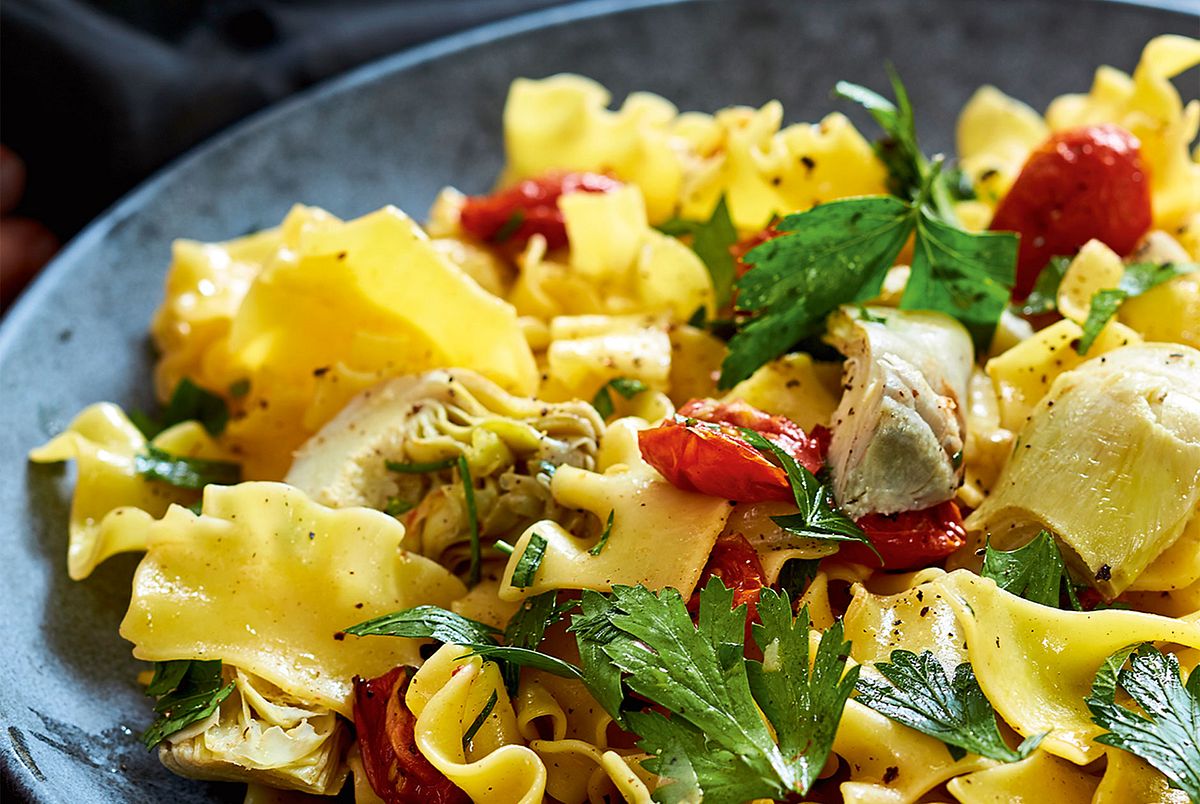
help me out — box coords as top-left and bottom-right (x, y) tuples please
(29, 36), (1200, 804)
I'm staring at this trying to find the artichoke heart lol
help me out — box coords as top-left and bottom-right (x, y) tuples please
(159, 668), (349, 794)
(966, 344), (1200, 597)
(826, 306), (974, 518)
(286, 369), (605, 568)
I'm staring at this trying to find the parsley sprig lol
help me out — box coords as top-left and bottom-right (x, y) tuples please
(656, 195), (740, 306)
(1087, 644), (1200, 800)
(981, 530), (1082, 610)
(855, 649), (1045, 762)
(739, 428), (881, 562)
(591, 377), (648, 419)
(720, 72), (1016, 387)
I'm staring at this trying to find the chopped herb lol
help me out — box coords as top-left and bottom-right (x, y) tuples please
(835, 69), (929, 210)
(458, 455), (482, 588)
(133, 378), (231, 439)
(589, 510), (615, 556)
(493, 540), (515, 556)
(1076, 262), (1197, 354)
(740, 428), (881, 561)
(510, 533), (548, 589)
(141, 660), (235, 748)
(457, 644), (584, 681)
(855, 649), (1045, 762)
(134, 446), (241, 490)
(1086, 644), (1200, 800)
(1018, 256), (1071, 316)
(776, 558), (821, 601)
(687, 305), (709, 329)
(493, 209), (526, 243)
(227, 378), (251, 399)
(591, 377), (648, 419)
(657, 195), (740, 306)
(186, 500), (204, 516)
(345, 606), (501, 645)
(499, 591), (578, 692)
(982, 530), (1082, 611)
(383, 497), (414, 517)
(384, 457), (458, 473)
(537, 460), (558, 479)
(462, 690), (499, 749)
(857, 304), (888, 324)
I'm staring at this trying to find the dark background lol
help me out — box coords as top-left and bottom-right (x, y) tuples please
(2, 0), (575, 239)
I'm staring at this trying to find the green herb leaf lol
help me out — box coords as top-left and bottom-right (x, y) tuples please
(571, 590), (627, 724)
(384, 457), (458, 473)
(494, 540), (515, 556)
(134, 446), (241, 490)
(383, 496), (414, 517)
(855, 650), (1045, 762)
(510, 533), (547, 589)
(227, 378), (251, 399)
(500, 592), (576, 692)
(907, 206), (1017, 353)
(592, 377), (648, 419)
(458, 644), (584, 681)
(457, 454), (482, 588)
(739, 428), (880, 561)
(462, 690), (498, 750)
(746, 590), (859, 793)
(133, 378), (232, 439)
(981, 530), (1081, 610)
(493, 209), (526, 243)
(658, 195), (740, 306)
(1076, 262), (1197, 354)
(835, 70), (924, 206)
(1087, 644), (1200, 800)
(719, 196), (912, 388)
(1018, 256), (1071, 316)
(589, 510), (615, 556)
(345, 606), (501, 645)
(775, 558), (821, 602)
(141, 660), (235, 748)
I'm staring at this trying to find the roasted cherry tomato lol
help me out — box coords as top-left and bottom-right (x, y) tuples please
(353, 666), (469, 804)
(839, 500), (966, 571)
(688, 532), (767, 612)
(990, 124), (1152, 299)
(638, 398), (828, 503)
(459, 171), (621, 249)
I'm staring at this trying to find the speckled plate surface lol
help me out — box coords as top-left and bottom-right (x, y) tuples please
(1, 0), (1194, 800)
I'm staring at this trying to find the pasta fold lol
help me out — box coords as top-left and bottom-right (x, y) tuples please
(120, 482), (465, 715)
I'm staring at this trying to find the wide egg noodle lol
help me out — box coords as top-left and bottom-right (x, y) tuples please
(496, 417), (732, 601)
(542, 314), (673, 404)
(119, 482), (465, 715)
(720, 352), (842, 432)
(406, 643), (546, 803)
(938, 570), (1200, 765)
(28, 402), (231, 580)
(945, 750), (1099, 803)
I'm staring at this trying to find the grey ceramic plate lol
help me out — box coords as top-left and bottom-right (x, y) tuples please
(1, 0), (1195, 801)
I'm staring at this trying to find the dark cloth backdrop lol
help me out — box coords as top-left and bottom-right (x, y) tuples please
(1, 0), (574, 240)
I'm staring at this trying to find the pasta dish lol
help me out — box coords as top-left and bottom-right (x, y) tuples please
(29, 35), (1200, 804)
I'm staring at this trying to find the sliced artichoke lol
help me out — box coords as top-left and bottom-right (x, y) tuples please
(286, 369), (604, 569)
(825, 306), (974, 518)
(966, 344), (1200, 597)
(159, 668), (348, 795)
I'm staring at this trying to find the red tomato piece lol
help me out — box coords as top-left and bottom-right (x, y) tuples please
(688, 532), (767, 612)
(459, 171), (621, 249)
(638, 398), (828, 503)
(839, 500), (967, 571)
(989, 124), (1152, 299)
(353, 666), (469, 804)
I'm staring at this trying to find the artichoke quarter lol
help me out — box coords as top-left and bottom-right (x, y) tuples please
(825, 306), (974, 518)
(966, 344), (1200, 597)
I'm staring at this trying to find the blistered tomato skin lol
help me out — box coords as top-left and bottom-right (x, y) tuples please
(990, 124), (1152, 300)
(637, 398), (828, 503)
(839, 500), (967, 570)
(459, 171), (621, 249)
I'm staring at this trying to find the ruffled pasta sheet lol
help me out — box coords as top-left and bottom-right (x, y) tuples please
(509, 185), (713, 323)
(501, 74), (887, 230)
(405, 643), (652, 804)
(497, 417), (732, 602)
(151, 204), (537, 479)
(120, 482), (465, 716)
(28, 402), (230, 579)
(946, 750), (1099, 803)
(844, 569), (1200, 768)
(971, 344), (1200, 596)
(957, 35), (1200, 233)
(161, 668), (348, 795)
